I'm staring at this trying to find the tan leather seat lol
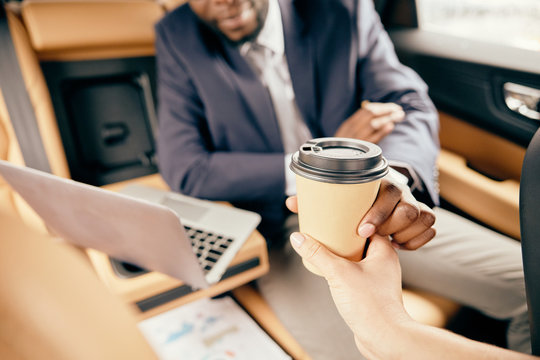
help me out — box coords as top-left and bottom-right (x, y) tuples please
(0, 210), (158, 360)
(21, 0), (164, 61)
(0, 6), (68, 231)
(19, 0), (165, 186)
(2, 6), (68, 177)
(160, 0), (188, 12)
(0, 0), (165, 224)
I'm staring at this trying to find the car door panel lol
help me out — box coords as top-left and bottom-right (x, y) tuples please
(375, 0), (540, 239)
(390, 30), (540, 147)
(438, 112), (524, 239)
(396, 35), (537, 239)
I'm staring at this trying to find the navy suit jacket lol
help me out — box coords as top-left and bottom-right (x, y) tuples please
(155, 0), (439, 241)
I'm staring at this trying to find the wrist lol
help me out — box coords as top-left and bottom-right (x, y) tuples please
(352, 307), (414, 358)
(387, 166), (409, 186)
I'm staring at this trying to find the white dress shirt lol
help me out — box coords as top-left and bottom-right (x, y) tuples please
(240, 0), (421, 196)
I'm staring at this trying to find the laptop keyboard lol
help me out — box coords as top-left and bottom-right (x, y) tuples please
(184, 225), (235, 273)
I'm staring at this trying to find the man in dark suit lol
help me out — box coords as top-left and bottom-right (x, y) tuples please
(155, 0), (530, 358)
(155, 0), (438, 241)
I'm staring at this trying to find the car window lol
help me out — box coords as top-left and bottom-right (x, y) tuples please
(416, 0), (540, 51)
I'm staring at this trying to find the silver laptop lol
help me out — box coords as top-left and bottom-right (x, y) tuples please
(0, 160), (261, 289)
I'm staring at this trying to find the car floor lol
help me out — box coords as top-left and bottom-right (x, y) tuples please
(447, 306), (508, 349)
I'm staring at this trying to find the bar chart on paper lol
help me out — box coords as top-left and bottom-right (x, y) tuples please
(138, 296), (291, 360)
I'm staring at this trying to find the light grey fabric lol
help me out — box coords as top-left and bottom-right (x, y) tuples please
(400, 207), (529, 353)
(257, 207), (530, 359)
(258, 242), (362, 360)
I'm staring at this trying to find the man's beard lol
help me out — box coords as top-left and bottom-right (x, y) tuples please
(213, 0), (269, 46)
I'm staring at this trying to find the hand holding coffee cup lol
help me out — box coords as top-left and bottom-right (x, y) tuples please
(289, 138), (436, 275)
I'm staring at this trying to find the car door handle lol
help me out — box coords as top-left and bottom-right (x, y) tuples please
(504, 82), (540, 121)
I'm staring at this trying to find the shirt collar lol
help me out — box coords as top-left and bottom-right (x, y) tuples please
(240, 0), (284, 56)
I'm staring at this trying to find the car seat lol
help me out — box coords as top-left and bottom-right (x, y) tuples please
(0, 209), (158, 360)
(520, 126), (540, 355)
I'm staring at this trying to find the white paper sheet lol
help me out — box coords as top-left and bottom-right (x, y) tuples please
(138, 296), (292, 360)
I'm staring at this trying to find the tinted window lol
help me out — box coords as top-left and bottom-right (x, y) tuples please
(416, 0), (540, 51)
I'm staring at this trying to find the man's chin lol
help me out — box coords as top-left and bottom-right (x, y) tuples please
(222, 31), (258, 46)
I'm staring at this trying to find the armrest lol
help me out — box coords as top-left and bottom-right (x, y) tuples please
(87, 228), (269, 320)
(232, 284), (311, 360)
(437, 149), (520, 239)
(101, 173), (169, 192)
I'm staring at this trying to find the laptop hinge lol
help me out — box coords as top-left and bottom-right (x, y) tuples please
(0, 3), (51, 173)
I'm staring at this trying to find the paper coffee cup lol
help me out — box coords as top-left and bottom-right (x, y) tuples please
(290, 137), (388, 275)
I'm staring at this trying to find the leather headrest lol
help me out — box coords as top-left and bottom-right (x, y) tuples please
(21, 0), (165, 60)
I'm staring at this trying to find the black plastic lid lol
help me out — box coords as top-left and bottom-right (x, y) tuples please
(290, 137), (388, 184)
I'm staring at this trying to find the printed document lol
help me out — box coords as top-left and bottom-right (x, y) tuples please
(138, 296), (291, 360)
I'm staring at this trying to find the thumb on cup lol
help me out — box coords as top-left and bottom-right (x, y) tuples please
(364, 234), (400, 262)
(290, 232), (341, 276)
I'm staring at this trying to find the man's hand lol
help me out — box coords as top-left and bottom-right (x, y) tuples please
(286, 177), (436, 250)
(334, 101), (405, 143)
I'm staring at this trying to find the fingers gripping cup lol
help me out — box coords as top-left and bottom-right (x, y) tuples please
(290, 138), (388, 275)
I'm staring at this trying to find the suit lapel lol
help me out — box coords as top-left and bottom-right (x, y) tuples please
(219, 40), (284, 151)
(279, 0), (319, 137)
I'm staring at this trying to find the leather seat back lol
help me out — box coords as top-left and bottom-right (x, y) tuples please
(520, 127), (540, 355)
(0, 209), (158, 360)
(0, 7), (68, 231)
(20, 0), (165, 186)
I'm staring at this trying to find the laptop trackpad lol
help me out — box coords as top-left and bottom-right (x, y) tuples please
(161, 196), (208, 222)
